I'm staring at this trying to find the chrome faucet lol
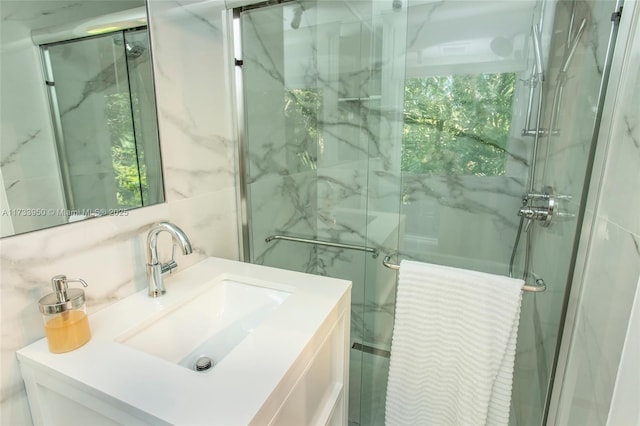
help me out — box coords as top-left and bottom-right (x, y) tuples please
(146, 222), (193, 297)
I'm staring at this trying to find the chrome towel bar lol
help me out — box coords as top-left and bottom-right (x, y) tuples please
(382, 255), (400, 270)
(265, 235), (379, 258)
(382, 255), (546, 293)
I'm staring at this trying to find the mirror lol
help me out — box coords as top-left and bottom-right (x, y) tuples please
(0, 1), (164, 238)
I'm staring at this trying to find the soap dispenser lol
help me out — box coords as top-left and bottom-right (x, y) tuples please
(38, 275), (91, 353)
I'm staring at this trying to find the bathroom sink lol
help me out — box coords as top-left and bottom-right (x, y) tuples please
(17, 257), (351, 425)
(116, 276), (290, 370)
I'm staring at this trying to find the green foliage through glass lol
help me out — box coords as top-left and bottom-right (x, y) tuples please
(105, 92), (147, 207)
(402, 73), (516, 176)
(285, 89), (321, 171)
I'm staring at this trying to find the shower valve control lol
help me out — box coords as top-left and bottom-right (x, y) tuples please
(518, 188), (558, 227)
(519, 205), (553, 224)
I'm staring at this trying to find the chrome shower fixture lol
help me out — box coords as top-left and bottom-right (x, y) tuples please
(532, 24), (544, 78)
(290, 5), (304, 29)
(490, 36), (514, 57)
(522, 24), (547, 137)
(125, 42), (145, 58)
(562, 18), (587, 74)
(113, 34), (146, 58)
(517, 187), (572, 230)
(518, 191), (556, 229)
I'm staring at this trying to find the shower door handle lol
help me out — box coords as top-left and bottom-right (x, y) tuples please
(265, 234), (379, 258)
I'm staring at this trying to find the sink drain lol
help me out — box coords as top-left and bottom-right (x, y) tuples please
(194, 356), (214, 371)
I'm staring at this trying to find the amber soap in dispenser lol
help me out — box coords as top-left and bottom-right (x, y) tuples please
(38, 275), (91, 353)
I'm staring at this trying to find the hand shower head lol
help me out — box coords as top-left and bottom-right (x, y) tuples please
(532, 24), (544, 78)
(562, 18), (587, 73)
(490, 36), (514, 57)
(290, 6), (304, 29)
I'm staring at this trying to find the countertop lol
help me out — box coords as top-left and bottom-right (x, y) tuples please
(17, 257), (351, 425)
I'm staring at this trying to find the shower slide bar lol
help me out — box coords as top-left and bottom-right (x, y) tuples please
(265, 235), (379, 258)
(382, 255), (546, 293)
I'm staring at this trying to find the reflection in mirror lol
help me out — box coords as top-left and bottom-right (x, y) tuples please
(0, 1), (164, 238)
(42, 29), (162, 212)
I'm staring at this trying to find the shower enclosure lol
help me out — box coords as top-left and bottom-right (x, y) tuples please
(233, 0), (621, 424)
(41, 28), (162, 212)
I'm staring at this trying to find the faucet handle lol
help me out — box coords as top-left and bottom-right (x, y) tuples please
(161, 260), (178, 274)
(160, 244), (178, 275)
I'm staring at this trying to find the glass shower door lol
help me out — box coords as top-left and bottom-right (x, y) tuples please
(239, 0), (621, 425)
(239, 2), (406, 424)
(396, 1), (621, 425)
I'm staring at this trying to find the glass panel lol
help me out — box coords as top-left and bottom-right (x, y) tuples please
(241, 0), (619, 425)
(123, 29), (163, 206)
(242, 3), (318, 273)
(359, 4), (408, 424)
(402, 73), (515, 176)
(241, 3), (407, 425)
(515, 1), (620, 425)
(400, 0), (535, 274)
(400, 1), (619, 425)
(46, 28), (161, 212)
(400, 1), (539, 424)
(48, 33), (133, 210)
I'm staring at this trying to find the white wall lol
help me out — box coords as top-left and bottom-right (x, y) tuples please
(0, 1), (239, 425)
(607, 277), (640, 426)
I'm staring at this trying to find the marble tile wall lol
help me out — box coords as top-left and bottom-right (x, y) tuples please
(248, 172), (317, 272)
(0, 21), (66, 235)
(0, 169), (13, 235)
(606, 276), (640, 426)
(399, 174), (525, 272)
(554, 1), (640, 423)
(0, 1), (239, 425)
(242, 4), (317, 273)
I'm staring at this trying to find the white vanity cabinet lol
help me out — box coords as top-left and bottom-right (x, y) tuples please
(251, 305), (349, 426)
(17, 257), (351, 426)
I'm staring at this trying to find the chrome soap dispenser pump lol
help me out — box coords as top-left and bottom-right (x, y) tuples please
(38, 275), (91, 353)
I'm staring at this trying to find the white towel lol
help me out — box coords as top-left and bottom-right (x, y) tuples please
(385, 260), (524, 426)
